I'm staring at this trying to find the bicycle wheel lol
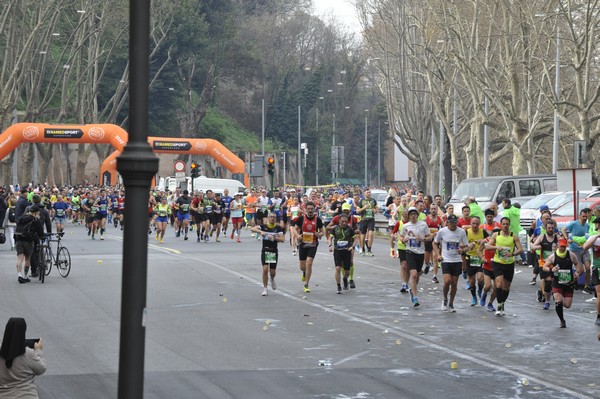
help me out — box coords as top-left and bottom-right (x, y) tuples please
(37, 245), (46, 283)
(44, 246), (52, 276)
(57, 247), (71, 278)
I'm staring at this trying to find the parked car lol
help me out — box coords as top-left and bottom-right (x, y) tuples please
(520, 189), (600, 230)
(551, 198), (600, 230)
(448, 174), (557, 215)
(370, 189), (389, 213)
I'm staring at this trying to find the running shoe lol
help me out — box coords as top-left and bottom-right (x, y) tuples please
(480, 292), (487, 307)
(197, 237), (201, 242)
(100, 235), (104, 240)
(155, 234), (159, 241)
(465, 282), (470, 290)
(215, 238), (220, 242)
(498, 303), (505, 316)
(176, 231), (181, 238)
(595, 318), (600, 326)
(432, 275), (439, 284)
(441, 300), (448, 311)
(337, 284), (342, 294)
(343, 277), (349, 290)
(236, 238), (241, 243)
(209, 229), (214, 237)
(448, 305), (456, 313)
(230, 232), (234, 240)
(583, 287), (593, 295)
(400, 283), (408, 293)
(412, 297), (420, 307)
(585, 297), (597, 303)
(423, 263), (430, 275)
(303, 284), (311, 293)
(301, 272), (306, 282)
(529, 277), (536, 285)
(261, 288), (268, 296)
(349, 280), (356, 289)
(292, 250), (297, 256)
(560, 320), (566, 328)
(160, 238), (164, 243)
(270, 277), (276, 290)
(184, 235), (188, 241)
(409, 288), (415, 303)
(205, 236), (209, 243)
(543, 302), (550, 310)
(495, 309), (502, 317)
(471, 297), (477, 306)
(477, 287), (483, 299)
(366, 251), (374, 257)
(487, 303), (496, 312)
(390, 248), (396, 258)
(536, 290), (544, 303)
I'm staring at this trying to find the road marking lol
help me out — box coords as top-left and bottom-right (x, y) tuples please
(167, 252), (593, 399)
(105, 235), (181, 254)
(334, 350), (371, 366)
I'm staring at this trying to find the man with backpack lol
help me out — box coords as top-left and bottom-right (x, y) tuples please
(14, 206), (44, 283)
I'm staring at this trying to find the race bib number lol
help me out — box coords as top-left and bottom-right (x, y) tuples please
(469, 256), (482, 267)
(408, 238), (421, 248)
(181, 204), (189, 212)
(264, 251), (277, 264)
(364, 209), (373, 219)
(498, 248), (513, 262)
(302, 232), (314, 244)
(336, 240), (349, 250)
(205, 206), (213, 213)
(558, 269), (573, 284)
(446, 241), (459, 251)
(56, 209), (65, 217)
(100, 204), (107, 211)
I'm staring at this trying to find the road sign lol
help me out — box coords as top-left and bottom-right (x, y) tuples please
(174, 160), (186, 173)
(175, 172), (186, 178)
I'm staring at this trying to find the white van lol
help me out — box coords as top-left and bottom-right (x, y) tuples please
(191, 176), (246, 195)
(159, 176), (245, 195)
(447, 174), (557, 215)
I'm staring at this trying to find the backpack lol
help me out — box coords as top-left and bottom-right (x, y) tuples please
(15, 215), (38, 241)
(7, 208), (16, 223)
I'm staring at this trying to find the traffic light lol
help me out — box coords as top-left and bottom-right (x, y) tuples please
(191, 163), (199, 178)
(267, 157), (275, 176)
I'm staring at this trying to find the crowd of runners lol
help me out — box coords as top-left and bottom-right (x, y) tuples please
(1, 183), (600, 329)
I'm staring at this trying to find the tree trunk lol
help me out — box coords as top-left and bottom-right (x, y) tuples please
(511, 124), (530, 175)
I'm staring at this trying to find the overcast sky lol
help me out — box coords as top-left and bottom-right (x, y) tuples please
(312, 0), (361, 33)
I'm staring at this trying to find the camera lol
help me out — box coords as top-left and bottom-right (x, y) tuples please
(24, 338), (40, 349)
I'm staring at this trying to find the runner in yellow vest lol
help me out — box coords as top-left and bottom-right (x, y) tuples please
(486, 217), (523, 317)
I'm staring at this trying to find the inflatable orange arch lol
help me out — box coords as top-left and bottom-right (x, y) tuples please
(100, 137), (249, 187)
(0, 123), (248, 187)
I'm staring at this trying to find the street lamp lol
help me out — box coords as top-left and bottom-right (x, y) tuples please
(364, 109), (369, 186)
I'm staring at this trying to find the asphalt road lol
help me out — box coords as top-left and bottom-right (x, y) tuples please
(0, 220), (598, 399)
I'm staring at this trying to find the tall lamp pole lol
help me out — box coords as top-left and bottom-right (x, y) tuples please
(117, 0), (159, 397)
(364, 114), (368, 186)
(298, 105), (301, 187)
(552, 27), (560, 174)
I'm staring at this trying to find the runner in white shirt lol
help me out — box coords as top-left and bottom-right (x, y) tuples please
(434, 214), (469, 312)
(400, 207), (431, 307)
